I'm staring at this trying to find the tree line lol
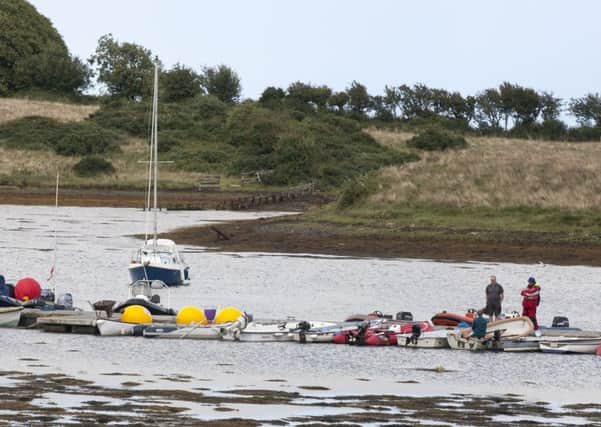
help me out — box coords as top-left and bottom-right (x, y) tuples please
(1, 0), (600, 140)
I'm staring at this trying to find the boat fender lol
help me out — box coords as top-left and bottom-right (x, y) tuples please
(298, 331), (307, 344)
(493, 330), (502, 342)
(596, 345), (601, 357)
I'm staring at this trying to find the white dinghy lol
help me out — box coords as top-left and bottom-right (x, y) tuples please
(539, 337), (601, 354)
(397, 329), (450, 349)
(447, 316), (534, 351)
(239, 319), (336, 342)
(0, 306), (23, 328)
(145, 314), (249, 340)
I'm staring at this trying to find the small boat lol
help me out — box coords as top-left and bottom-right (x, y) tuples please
(0, 306), (23, 328)
(447, 317), (534, 351)
(490, 336), (541, 352)
(128, 64), (190, 287)
(397, 329), (450, 349)
(0, 295), (21, 308)
(294, 321), (368, 343)
(144, 315), (248, 340)
(96, 318), (149, 337)
(446, 332), (488, 351)
(539, 337), (601, 354)
(128, 240), (190, 287)
(239, 319), (336, 342)
(111, 280), (176, 316)
(431, 311), (474, 327)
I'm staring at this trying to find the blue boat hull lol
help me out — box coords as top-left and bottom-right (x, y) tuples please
(128, 265), (189, 287)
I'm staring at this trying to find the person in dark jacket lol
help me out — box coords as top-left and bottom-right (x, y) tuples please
(472, 310), (488, 339)
(484, 275), (504, 321)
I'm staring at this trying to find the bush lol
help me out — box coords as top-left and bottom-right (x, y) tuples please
(0, 116), (122, 155)
(407, 129), (468, 151)
(337, 175), (377, 209)
(72, 156), (115, 176)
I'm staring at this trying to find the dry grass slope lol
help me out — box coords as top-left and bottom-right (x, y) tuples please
(0, 98), (99, 123)
(367, 129), (601, 210)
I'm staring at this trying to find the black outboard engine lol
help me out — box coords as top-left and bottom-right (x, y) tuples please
(552, 316), (569, 328)
(40, 289), (55, 303)
(296, 321), (311, 332)
(396, 311), (413, 322)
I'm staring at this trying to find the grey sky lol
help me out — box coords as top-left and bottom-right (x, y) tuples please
(29, 0), (601, 101)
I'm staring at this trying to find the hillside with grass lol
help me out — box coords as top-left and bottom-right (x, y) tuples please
(306, 128), (601, 242)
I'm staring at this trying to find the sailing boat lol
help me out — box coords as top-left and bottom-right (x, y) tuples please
(128, 64), (190, 287)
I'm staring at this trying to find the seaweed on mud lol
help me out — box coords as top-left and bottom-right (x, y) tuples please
(298, 385), (330, 391)
(101, 372), (142, 376)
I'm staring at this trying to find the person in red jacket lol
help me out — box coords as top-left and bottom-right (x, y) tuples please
(521, 278), (540, 330)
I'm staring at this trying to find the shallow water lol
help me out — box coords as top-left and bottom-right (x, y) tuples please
(1, 204), (601, 407)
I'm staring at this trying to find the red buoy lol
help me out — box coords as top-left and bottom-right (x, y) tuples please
(14, 277), (41, 301)
(596, 345), (601, 357)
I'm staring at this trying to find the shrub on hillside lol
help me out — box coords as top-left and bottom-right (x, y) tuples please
(0, 116), (122, 155)
(337, 175), (377, 209)
(72, 156), (115, 177)
(407, 129), (468, 151)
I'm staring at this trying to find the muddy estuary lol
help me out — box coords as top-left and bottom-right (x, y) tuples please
(1, 205), (601, 425)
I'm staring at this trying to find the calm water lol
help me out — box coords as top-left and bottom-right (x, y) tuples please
(1, 204), (601, 404)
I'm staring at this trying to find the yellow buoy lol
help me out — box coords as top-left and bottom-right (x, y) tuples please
(120, 305), (152, 324)
(214, 306), (243, 324)
(176, 306), (207, 325)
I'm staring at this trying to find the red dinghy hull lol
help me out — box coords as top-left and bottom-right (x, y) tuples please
(431, 312), (473, 327)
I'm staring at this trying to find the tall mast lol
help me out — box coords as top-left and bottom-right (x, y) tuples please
(152, 63), (159, 247)
(52, 171), (59, 296)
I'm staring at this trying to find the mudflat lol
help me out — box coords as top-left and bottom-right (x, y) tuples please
(163, 216), (601, 267)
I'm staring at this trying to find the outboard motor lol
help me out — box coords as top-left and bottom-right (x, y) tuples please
(296, 321), (311, 332)
(552, 316), (569, 328)
(57, 293), (73, 310)
(396, 311), (413, 322)
(40, 289), (55, 303)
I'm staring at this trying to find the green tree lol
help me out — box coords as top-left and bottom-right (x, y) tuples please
(89, 34), (155, 100)
(383, 85), (401, 118)
(346, 81), (371, 114)
(259, 86), (286, 108)
(475, 89), (503, 129)
(539, 91), (562, 123)
(13, 52), (91, 93)
(199, 64), (242, 104)
(328, 91), (349, 112)
(0, 0), (90, 94)
(287, 82), (332, 110)
(161, 63), (202, 102)
(569, 93), (601, 127)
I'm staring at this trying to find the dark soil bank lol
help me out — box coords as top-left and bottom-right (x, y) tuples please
(163, 217), (601, 267)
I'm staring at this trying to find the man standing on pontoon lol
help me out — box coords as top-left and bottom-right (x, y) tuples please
(484, 275), (504, 322)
